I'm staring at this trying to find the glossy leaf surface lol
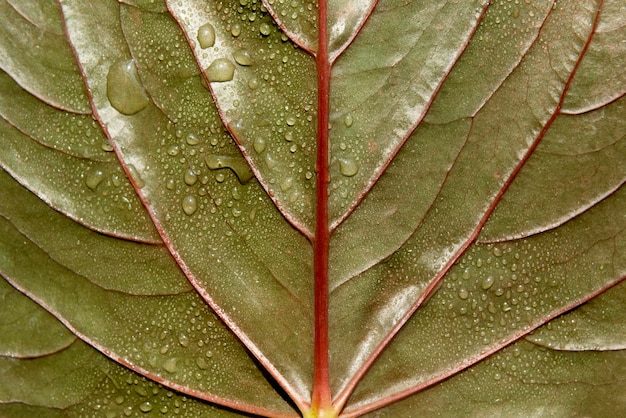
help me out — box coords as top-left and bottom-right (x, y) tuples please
(1, 0), (625, 417)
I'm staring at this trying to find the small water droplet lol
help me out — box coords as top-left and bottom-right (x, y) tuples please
(231, 24), (241, 37)
(182, 195), (198, 215)
(106, 59), (149, 115)
(280, 177), (294, 191)
(458, 288), (469, 300)
(178, 333), (189, 347)
(162, 357), (178, 373)
(197, 23), (216, 48)
(85, 169), (106, 190)
(265, 153), (278, 169)
(196, 357), (208, 370)
(186, 133), (200, 145)
(339, 158), (359, 177)
(184, 168), (198, 186)
(248, 77), (259, 89)
(206, 58), (235, 82)
(127, 164), (145, 188)
(253, 137), (266, 153)
(139, 402), (153, 413)
(481, 275), (495, 290)
(259, 22), (271, 36)
(343, 114), (353, 127)
(233, 49), (253, 66)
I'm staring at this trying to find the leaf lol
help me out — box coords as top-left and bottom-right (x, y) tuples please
(1, 0), (625, 417)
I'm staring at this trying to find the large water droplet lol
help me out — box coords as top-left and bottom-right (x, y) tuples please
(162, 357), (178, 373)
(259, 22), (271, 36)
(197, 23), (216, 48)
(206, 58), (235, 82)
(205, 154), (253, 184)
(339, 158), (359, 177)
(481, 275), (495, 290)
(182, 195), (198, 215)
(106, 59), (149, 115)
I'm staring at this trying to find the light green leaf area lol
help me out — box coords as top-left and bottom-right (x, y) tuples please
(0, 0), (88, 113)
(362, 340), (626, 417)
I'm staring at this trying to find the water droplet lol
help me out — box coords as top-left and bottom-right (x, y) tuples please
(231, 24), (241, 37)
(339, 158), (359, 177)
(126, 164), (145, 188)
(493, 247), (503, 257)
(106, 59), (149, 115)
(186, 132), (200, 145)
(197, 23), (216, 48)
(458, 288), (469, 300)
(139, 402), (153, 413)
(253, 137), (266, 153)
(286, 116), (296, 126)
(178, 333), (190, 347)
(265, 153), (278, 169)
(205, 154), (253, 184)
(184, 168), (198, 186)
(206, 58), (235, 82)
(481, 275), (495, 290)
(182, 195), (198, 215)
(343, 114), (353, 127)
(162, 357), (178, 373)
(85, 169), (106, 190)
(233, 49), (253, 66)
(248, 77), (259, 90)
(196, 357), (208, 370)
(259, 22), (271, 36)
(280, 177), (294, 191)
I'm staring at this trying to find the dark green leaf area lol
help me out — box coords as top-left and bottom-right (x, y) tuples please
(0, 0), (89, 113)
(343, 184), (625, 411)
(528, 279), (626, 351)
(0, 168), (188, 295)
(562, 0), (626, 113)
(0, 278), (75, 358)
(0, 209), (293, 414)
(0, 70), (111, 161)
(0, 340), (247, 417)
(0, 116), (160, 243)
(168, 0), (319, 236)
(0, 341), (104, 409)
(328, 0), (487, 227)
(424, 0), (553, 125)
(365, 341), (626, 417)
(481, 95), (626, 242)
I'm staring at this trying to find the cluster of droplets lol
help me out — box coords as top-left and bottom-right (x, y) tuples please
(77, 367), (199, 417)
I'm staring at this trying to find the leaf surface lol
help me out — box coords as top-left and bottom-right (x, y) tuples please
(0, 0), (625, 416)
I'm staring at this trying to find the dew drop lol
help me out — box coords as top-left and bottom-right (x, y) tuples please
(127, 164), (145, 188)
(343, 113), (353, 127)
(259, 22), (271, 35)
(458, 288), (469, 300)
(265, 153), (278, 169)
(197, 23), (216, 48)
(339, 158), (359, 177)
(205, 154), (253, 184)
(106, 59), (149, 115)
(280, 177), (294, 191)
(206, 58), (235, 82)
(253, 137), (266, 153)
(139, 402), (153, 413)
(182, 195), (198, 216)
(231, 24), (241, 37)
(85, 169), (106, 190)
(248, 77), (259, 90)
(233, 49), (253, 66)
(178, 333), (190, 347)
(196, 357), (209, 370)
(162, 357), (178, 373)
(481, 275), (495, 290)
(186, 132), (200, 145)
(184, 168), (198, 186)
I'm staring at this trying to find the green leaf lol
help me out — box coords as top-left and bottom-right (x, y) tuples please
(1, 0), (625, 416)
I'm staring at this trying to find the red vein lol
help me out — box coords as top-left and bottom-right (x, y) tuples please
(312, 0), (332, 414)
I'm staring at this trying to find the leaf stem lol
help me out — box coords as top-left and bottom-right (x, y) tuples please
(311, 0), (333, 416)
